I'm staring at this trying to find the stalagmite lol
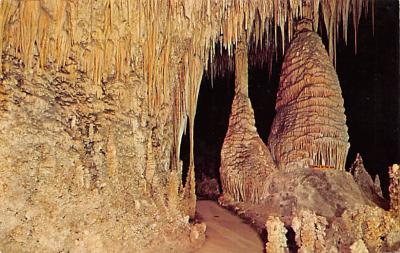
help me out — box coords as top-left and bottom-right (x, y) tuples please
(389, 164), (400, 213)
(268, 19), (349, 171)
(350, 153), (386, 207)
(292, 209), (328, 253)
(265, 216), (289, 253)
(220, 38), (277, 204)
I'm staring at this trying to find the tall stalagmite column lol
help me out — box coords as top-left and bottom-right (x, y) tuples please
(268, 19), (350, 171)
(220, 38), (277, 203)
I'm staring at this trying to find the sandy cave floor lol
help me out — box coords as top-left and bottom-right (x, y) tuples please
(194, 200), (264, 253)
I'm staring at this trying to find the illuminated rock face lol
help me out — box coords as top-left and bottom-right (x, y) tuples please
(268, 27), (350, 171)
(220, 40), (277, 203)
(389, 164), (400, 212)
(265, 216), (288, 253)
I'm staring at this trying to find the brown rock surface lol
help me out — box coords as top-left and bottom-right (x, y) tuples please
(350, 154), (388, 208)
(268, 26), (350, 171)
(196, 174), (220, 200)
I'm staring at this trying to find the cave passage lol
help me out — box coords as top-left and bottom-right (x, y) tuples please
(194, 200), (264, 253)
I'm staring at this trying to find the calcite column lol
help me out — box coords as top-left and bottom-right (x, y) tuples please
(389, 164), (400, 212)
(220, 38), (277, 203)
(268, 19), (349, 171)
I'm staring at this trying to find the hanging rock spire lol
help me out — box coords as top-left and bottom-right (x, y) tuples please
(268, 19), (350, 171)
(220, 38), (277, 204)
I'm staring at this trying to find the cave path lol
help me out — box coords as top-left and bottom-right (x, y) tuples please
(194, 200), (264, 253)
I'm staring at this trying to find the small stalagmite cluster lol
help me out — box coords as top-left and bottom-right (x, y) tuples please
(265, 216), (288, 253)
(220, 38), (277, 203)
(268, 20), (350, 171)
(292, 210), (328, 252)
(389, 164), (400, 212)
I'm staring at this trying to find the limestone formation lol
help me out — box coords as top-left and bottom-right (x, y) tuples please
(340, 204), (399, 252)
(196, 174), (220, 199)
(349, 239), (369, 253)
(0, 0), (375, 251)
(265, 216), (289, 253)
(389, 164), (400, 212)
(350, 154), (387, 207)
(220, 39), (277, 203)
(292, 209), (328, 253)
(268, 20), (350, 171)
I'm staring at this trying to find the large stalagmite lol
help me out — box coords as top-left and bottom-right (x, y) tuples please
(220, 38), (277, 203)
(268, 20), (350, 171)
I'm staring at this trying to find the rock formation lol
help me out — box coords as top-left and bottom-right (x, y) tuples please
(389, 164), (400, 212)
(292, 209), (328, 253)
(0, 0), (375, 251)
(350, 153), (387, 207)
(268, 19), (350, 171)
(220, 38), (277, 203)
(349, 239), (369, 253)
(265, 216), (289, 253)
(196, 174), (220, 200)
(338, 204), (400, 252)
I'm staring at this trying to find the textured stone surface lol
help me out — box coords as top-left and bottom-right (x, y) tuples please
(0, 0), (377, 251)
(334, 205), (400, 252)
(268, 27), (349, 171)
(350, 154), (387, 208)
(0, 54), (195, 252)
(220, 39), (277, 203)
(389, 164), (400, 212)
(349, 239), (369, 253)
(292, 210), (328, 253)
(260, 169), (373, 218)
(196, 174), (220, 199)
(265, 216), (288, 253)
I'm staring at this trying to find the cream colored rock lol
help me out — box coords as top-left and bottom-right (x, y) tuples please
(265, 216), (289, 253)
(350, 239), (369, 253)
(389, 164), (400, 212)
(292, 209), (328, 253)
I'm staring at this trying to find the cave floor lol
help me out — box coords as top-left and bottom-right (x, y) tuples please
(194, 200), (264, 253)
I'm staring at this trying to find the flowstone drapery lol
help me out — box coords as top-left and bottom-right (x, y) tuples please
(220, 38), (277, 203)
(268, 20), (350, 171)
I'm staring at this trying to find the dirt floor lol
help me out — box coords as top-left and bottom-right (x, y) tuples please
(194, 200), (264, 253)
